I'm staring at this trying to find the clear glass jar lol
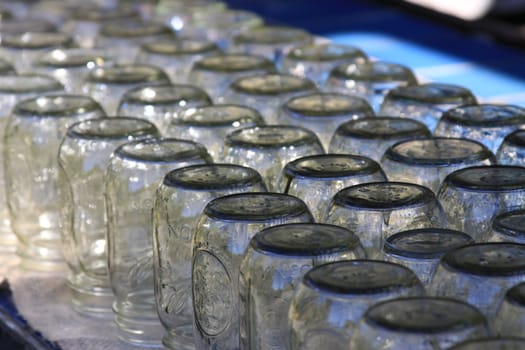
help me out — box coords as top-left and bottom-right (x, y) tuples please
(381, 228), (474, 288)
(239, 223), (366, 350)
(106, 138), (211, 346)
(278, 154), (386, 221)
(0, 74), (63, 253)
(430, 243), (525, 318)
(153, 0), (226, 34)
(328, 116), (431, 163)
(224, 73), (317, 124)
(135, 39), (220, 83)
(381, 137), (495, 193)
(435, 104), (525, 154)
(166, 104), (265, 161)
(62, 6), (140, 48)
(278, 92), (374, 150)
(117, 83), (212, 135)
(82, 63), (170, 114)
(489, 209), (525, 243)
(186, 9), (263, 50)
(325, 181), (445, 257)
(153, 164), (267, 350)
(33, 48), (116, 93)
(449, 338), (525, 350)
(289, 260), (425, 350)
(192, 192), (313, 350)
(58, 117), (159, 316)
(223, 125), (324, 191)
(324, 61), (417, 111)
(95, 20), (174, 63)
(494, 282), (525, 337)
(188, 53), (276, 102)
(496, 129), (525, 166)
(282, 42), (367, 87)
(231, 25), (313, 65)
(0, 31), (74, 72)
(379, 82), (478, 131)
(437, 165), (525, 241)
(350, 297), (489, 350)
(4, 95), (104, 262)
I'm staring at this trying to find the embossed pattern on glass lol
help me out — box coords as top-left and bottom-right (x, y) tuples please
(494, 282), (525, 337)
(278, 92), (374, 149)
(449, 338), (525, 350)
(166, 104), (265, 161)
(429, 243), (525, 318)
(0, 74), (63, 254)
(436, 104), (525, 153)
(381, 137), (495, 193)
(153, 164), (267, 350)
(5, 95), (104, 264)
(33, 48), (116, 93)
(381, 228), (474, 288)
(117, 84), (212, 135)
(188, 54), (276, 102)
(282, 43), (367, 87)
(223, 125), (324, 191)
(192, 193), (313, 350)
(224, 73), (317, 124)
(496, 130), (525, 166)
(136, 39), (220, 83)
(58, 117), (159, 316)
(278, 154), (386, 221)
(325, 181), (445, 257)
(489, 209), (525, 244)
(0, 31), (74, 72)
(106, 138), (211, 346)
(231, 25), (313, 64)
(437, 165), (525, 241)
(95, 20), (174, 63)
(289, 260), (424, 350)
(324, 61), (417, 111)
(328, 116), (431, 163)
(82, 63), (170, 115)
(350, 297), (489, 350)
(239, 223), (365, 350)
(379, 82), (478, 131)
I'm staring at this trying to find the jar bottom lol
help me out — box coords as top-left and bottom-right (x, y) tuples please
(115, 312), (164, 347)
(67, 273), (113, 318)
(162, 326), (196, 350)
(16, 234), (64, 271)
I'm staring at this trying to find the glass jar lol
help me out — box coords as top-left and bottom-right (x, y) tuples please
(278, 154), (386, 221)
(82, 63), (170, 114)
(58, 117), (159, 316)
(192, 192), (313, 350)
(496, 129), (525, 166)
(379, 82), (478, 131)
(117, 83), (212, 135)
(381, 228), (474, 288)
(278, 92), (374, 150)
(324, 61), (417, 111)
(153, 0), (226, 34)
(224, 73), (317, 124)
(449, 338), (525, 350)
(437, 165), (525, 241)
(429, 242), (525, 318)
(166, 104), (265, 161)
(489, 209), (525, 243)
(328, 116), (431, 163)
(4, 95), (104, 262)
(494, 282), (525, 337)
(289, 260), (425, 350)
(223, 125), (324, 191)
(153, 164), (267, 350)
(381, 137), (495, 193)
(350, 297), (489, 350)
(136, 39), (220, 83)
(106, 138), (211, 346)
(325, 181), (445, 257)
(435, 104), (525, 153)
(188, 53), (276, 102)
(282, 42), (367, 87)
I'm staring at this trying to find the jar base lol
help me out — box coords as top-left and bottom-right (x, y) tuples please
(162, 327), (196, 350)
(67, 273), (114, 317)
(114, 312), (164, 347)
